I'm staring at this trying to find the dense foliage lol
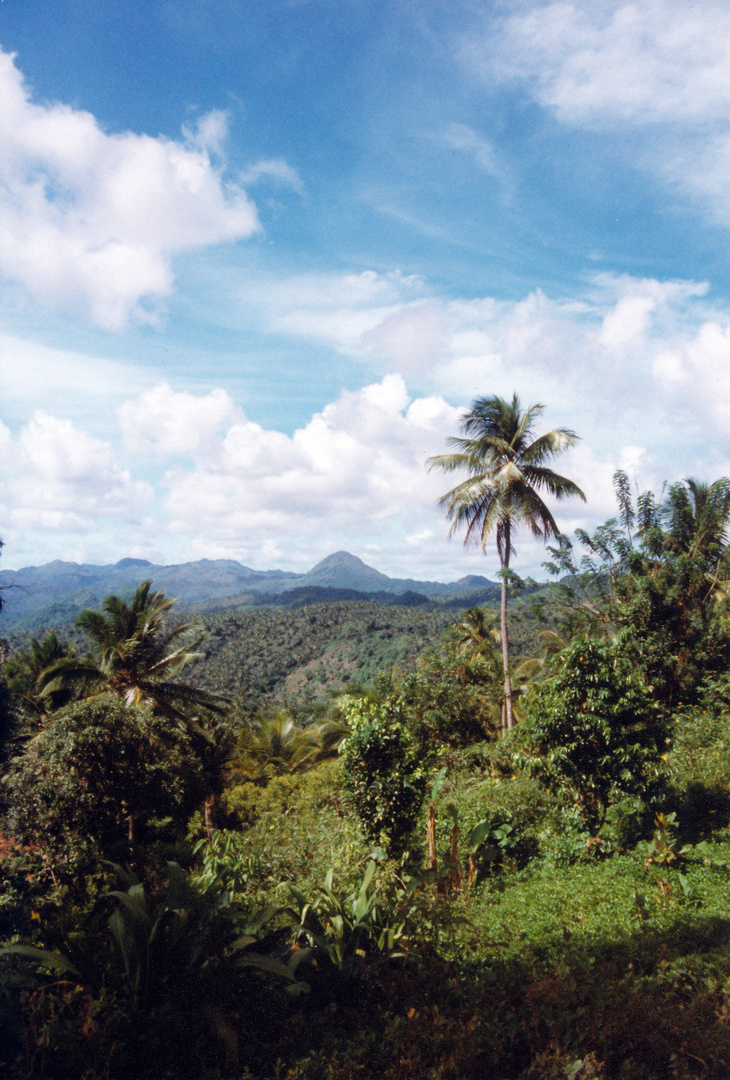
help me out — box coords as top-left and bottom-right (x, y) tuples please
(4, 695), (208, 862)
(4, 468), (730, 1078)
(519, 632), (666, 830)
(186, 601), (455, 713)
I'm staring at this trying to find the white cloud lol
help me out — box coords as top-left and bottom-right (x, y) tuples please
(0, 50), (277, 327)
(462, 0), (730, 224)
(219, 268), (425, 355)
(653, 320), (730, 429)
(238, 158), (304, 193)
(2, 272), (728, 579)
(363, 302), (449, 374)
(118, 383), (244, 457)
(439, 123), (509, 184)
(151, 376), (461, 560)
(0, 412), (152, 538)
(246, 268), (722, 439)
(0, 332), (150, 423)
(477, 0), (730, 126)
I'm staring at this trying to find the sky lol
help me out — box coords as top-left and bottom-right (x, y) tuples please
(0, 0), (728, 581)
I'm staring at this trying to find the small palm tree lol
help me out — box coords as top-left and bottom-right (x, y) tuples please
(5, 631), (77, 729)
(230, 709), (347, 783)
(39, 582), (228, 849)
(429, 394), (585, 729)
(664, 477), (730, 568)
(42, 581), (226, 727)
(453, 607), (501, 663)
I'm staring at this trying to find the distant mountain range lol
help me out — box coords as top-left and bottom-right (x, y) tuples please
(0, 550), (500, 631)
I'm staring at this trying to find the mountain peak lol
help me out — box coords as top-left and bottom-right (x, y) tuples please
(456, 574), (494, 587)
(304, 551), (390, 589)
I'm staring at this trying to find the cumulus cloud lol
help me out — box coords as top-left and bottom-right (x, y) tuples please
(461, 0), (730, 224)
(3, 272), (727, 578)
(222, 267), (730, 487)
(363, 302), (449, 374)
(0, 49), (278, 327)
(238, 268), (724, 452)
(118, 383), (244, 458)
(477, 0), (730, 126)
(0, 412), (152, 536)
(115, 376), (460, 566)
(111, 373), (622, 579)
(653, 320), (730, 429)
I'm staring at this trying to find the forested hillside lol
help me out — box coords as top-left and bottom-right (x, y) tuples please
(5, 595), (545, 720)
(189, 601), (454, 710)
(189, 599), (536, 711)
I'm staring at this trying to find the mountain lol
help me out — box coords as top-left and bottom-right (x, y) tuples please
(299, 551), (392, 591)
(0, 551), (499, 631)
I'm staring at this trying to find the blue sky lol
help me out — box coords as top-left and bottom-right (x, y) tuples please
(0, 0), (728, 580)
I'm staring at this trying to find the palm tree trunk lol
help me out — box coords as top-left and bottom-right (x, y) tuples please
(500, 530), (514, 731)
(448, 819), (462, 891)
(204, 793), (216, 843)
(427, 802), (437, 872)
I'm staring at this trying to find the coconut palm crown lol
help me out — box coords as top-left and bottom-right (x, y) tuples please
(429, 393), (585, 729)
(41, 580), (226, 730)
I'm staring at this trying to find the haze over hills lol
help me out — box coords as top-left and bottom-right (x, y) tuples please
(0, 550), (500, 631)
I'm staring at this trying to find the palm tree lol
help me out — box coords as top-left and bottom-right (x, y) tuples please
(664, 478), (730, 567)
(42, 581), (226, 728)
(429, 394), (585, 729)
(5, 631), (77, 729)
(452, 606), (501, 668)
(230, 709), (348, 783)
(40, 581), (228, 849)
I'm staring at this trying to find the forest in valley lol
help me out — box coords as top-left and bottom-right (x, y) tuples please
(2, 399), (730, 1079)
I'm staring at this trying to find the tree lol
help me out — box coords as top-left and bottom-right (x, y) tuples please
(429, 394), (585, 729)
(544, 472), (730, 710)
(42, 580), (226, 729)
(36, 581), (230, 845)
(229, 708), (346, 783)
(4, 631), (77, 729)
(452, 606), (501, 670)
(340, 693), (427, 855)
(4, 695), (208, 863)
(518, 634), (665, 833)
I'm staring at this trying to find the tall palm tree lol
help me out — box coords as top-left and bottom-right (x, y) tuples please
(42, 581), (226, 730)
(429, 394), (585, 729)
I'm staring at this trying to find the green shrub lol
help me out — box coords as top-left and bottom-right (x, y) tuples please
(3, 695), (207, 865)
(223, 757), (344, 829)
(340, 695), (428, 855)
(519, 634), (666, 832)
(667, 707), (730, 792)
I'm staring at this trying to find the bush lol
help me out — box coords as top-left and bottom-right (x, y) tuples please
(340, 695), (428, 855)
(4, 695), (207, 863)
(519, 634), (666, 832)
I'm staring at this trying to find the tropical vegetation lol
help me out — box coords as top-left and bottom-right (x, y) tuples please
(3, 420), (730, 1078)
